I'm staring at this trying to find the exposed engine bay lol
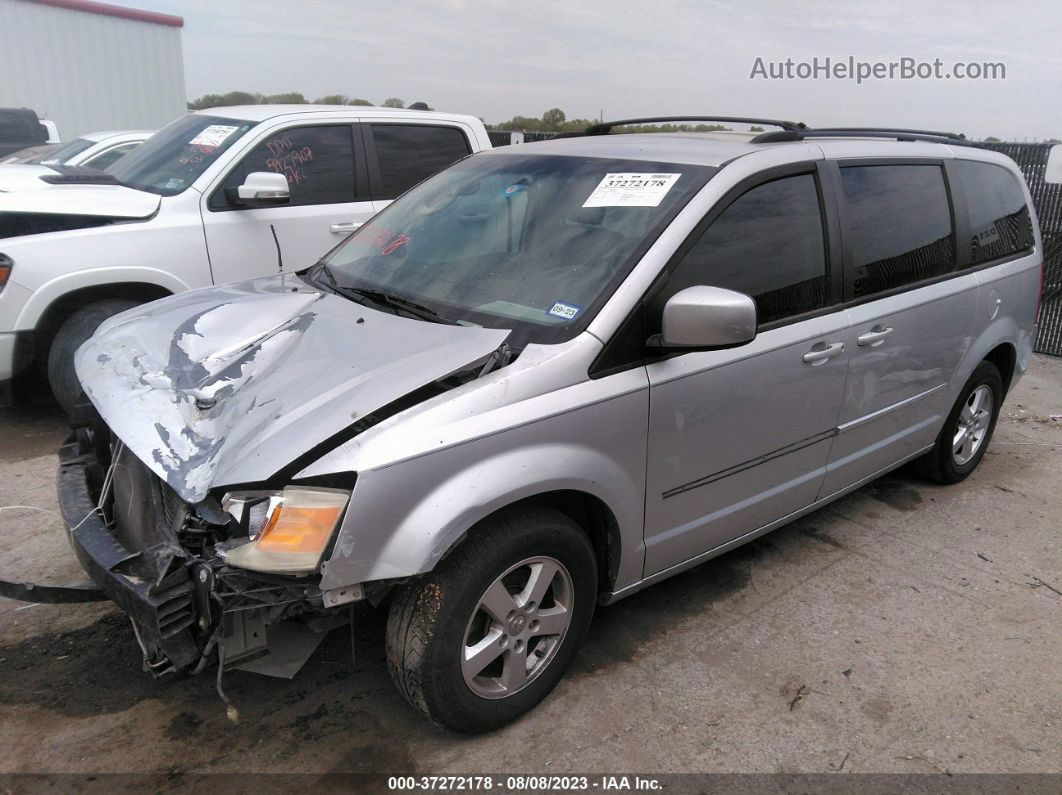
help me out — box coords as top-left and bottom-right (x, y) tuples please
(58, 417), (356, 684)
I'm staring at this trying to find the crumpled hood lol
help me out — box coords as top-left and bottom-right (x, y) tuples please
(75, 274), (511, 503)
(0, 173), (159, 218)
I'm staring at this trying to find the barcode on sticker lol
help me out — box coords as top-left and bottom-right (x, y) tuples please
(583, 173), (681, 207)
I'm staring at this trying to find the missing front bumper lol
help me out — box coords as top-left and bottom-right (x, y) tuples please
(48, 432), (336, 678)
(57, 440), (204, 670)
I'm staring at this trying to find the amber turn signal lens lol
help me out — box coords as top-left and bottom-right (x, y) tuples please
(222, 487), (349, 574)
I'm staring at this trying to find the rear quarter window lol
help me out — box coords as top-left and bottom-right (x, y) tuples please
(839, 164), (955, 299)
(370, 124), (471, 200)
(953, 160), (1034, 265)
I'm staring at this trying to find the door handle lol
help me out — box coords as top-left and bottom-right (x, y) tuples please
(330, 222), (363, 234)
(857, 325), (894, 347)
(802, 341), (845, 365)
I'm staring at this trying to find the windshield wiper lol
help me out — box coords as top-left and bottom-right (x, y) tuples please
(344, 287), (453, 324)
(313, 264), (453, 324)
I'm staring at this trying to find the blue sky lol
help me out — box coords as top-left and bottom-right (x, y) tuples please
(131, 0), (1061, 139)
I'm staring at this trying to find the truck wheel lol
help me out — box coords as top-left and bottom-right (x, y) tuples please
(912, 361), (1003, 484)
(386, 505), (597, 733)
(47, 299), (139, 414)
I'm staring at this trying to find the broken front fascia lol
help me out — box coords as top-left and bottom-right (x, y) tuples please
(74, 273), (512, 505)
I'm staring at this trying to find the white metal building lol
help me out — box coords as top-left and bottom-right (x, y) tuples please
(0, 0), (186, 140)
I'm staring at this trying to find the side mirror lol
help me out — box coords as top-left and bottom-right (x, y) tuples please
(1046, 144), (1062, 185)
(232, 171), (290, 206)
(657, 285), (757, 350)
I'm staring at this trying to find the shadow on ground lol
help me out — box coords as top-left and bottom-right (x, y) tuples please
(0, 369), (66, 462)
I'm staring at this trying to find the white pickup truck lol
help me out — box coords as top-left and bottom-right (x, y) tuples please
(0, 105), (492, 409)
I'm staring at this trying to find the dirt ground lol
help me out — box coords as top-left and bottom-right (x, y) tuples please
(0, 357), (1060, 779)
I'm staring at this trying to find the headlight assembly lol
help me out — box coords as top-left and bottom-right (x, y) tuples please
(219, 486), (349, 574)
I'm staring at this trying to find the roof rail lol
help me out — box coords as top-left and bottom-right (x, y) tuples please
(580, 116), (808, 136)
(751, 128), (971, 146)
(816, 126), (966, 141)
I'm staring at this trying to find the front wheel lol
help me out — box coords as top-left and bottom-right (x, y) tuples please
(912, 361), (1003, 484)
(47, 299), (139, 414)
(385, 506), (597, 733)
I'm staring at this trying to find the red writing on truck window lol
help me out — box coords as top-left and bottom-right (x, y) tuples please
(264, 136), (314, 184)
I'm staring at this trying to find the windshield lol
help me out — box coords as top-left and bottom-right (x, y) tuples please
(38, 137), (94, 165)
(108, 114), (255, 195)
(321, 153), (713, 344)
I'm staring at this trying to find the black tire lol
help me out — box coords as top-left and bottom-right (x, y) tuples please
(386, 505), (597, 733)
(912, 361), (1003, 484)
(47, 299), (139, 414)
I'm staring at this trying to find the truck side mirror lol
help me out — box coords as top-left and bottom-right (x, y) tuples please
(231, 172), (290, 206)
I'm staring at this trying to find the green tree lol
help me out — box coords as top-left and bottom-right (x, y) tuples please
(541, 107), (566, 129)
(313, 95), (375, 106)
(382, 98), (405, 108)
(187, 90), (263, 110)
(264, 92), (308, 104)
(983, 136), (1002, 142)
(188, 91), (376, 110)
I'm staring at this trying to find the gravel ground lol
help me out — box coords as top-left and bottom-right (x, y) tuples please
(0, 356), (1059, 780)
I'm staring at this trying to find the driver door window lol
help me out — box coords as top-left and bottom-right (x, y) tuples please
(664, 173), (828, 325)
(211, 125), (357, 209)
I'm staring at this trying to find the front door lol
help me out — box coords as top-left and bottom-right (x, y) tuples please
(200, 123), (375, 285)
(643, 170), (849, 576)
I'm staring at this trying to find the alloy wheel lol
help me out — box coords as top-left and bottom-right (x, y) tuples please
(953, 384), (994, 465)
(461, 556), (574, 699)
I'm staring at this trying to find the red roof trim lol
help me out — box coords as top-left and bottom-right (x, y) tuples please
(26, 0), (184, 28)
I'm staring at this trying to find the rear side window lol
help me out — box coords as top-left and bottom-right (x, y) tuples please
(370, 124), (471, 200)
(953, 160), (1034, 264)
(665, 173), (827, 325)
(213, 125), (356, 209)
(840, 164), (954, 298)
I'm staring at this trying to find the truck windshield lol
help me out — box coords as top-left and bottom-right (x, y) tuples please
(321, 153), (713, 344)
(108, 114), (255, 196)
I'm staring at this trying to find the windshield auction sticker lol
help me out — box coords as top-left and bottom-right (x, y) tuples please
(188, 125), (240, 149)
(583, 173), (681, 207)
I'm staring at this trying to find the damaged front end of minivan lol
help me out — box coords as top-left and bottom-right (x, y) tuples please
(35, 273), (512, 681)
(56, 433), (353, 678)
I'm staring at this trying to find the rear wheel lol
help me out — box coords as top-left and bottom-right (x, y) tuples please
(912, 361), (1002, 484)
(385, 505), (597, 733)
(47, 299), (139, 414)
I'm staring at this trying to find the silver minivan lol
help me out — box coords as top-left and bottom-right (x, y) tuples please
(53, 119), (1042, 732)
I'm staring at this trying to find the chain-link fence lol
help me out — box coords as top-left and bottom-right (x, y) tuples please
(976, 143), (1062, 356)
